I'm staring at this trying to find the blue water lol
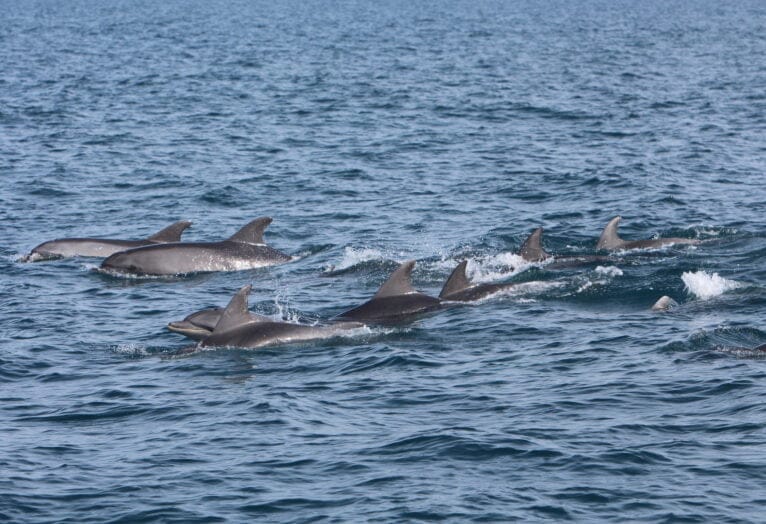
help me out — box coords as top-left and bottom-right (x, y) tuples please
(2, 0), (766, 521)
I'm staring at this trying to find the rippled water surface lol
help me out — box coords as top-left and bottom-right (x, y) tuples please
(2, 1), (766, 521)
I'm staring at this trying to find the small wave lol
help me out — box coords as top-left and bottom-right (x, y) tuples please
(682, 271), (742, 300)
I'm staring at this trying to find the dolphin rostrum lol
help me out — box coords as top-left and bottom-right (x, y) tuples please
(336, 260), (441, 324)
(439, 260), (531, 302)
(21, 220), (192, 262)
(167, 306), (270, 340)
(596, 216), (700, 251)
(100, 217), (292, 276)
(196, 285), (364, 350)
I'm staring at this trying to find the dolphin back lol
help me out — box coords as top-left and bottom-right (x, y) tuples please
(148, 220), (192, 243)
(519, 227), (549, 261)
(597, 216), (624, 250)
(373, 260), (417, 299)
(228, 217), (272, 244)
(439, 261), (472, 299)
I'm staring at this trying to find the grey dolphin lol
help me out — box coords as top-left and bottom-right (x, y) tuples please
(21, 220), (192, 262)
(439, 260), (528, 302)
(197, 285), (364, 350)
(597, 216), (700, 251)
(167, 306), (271, 340)
(518, 227), (615, 268)
(519, 227), (550, 262)
(100, 217), (291, 276)
(336, 260), (441, 325)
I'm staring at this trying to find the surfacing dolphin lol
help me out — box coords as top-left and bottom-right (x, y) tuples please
(596, 216), (700, 251)
(439, 260), (530, 302)
(167, 306), (271, 340)
(195, 285), (363, 350)
(100, 217), (292, 276)
(336, 260), (441, 325)
(21, 220), (192, 262)
(517, 227), (615, 269)
(651, 295), (679, 311)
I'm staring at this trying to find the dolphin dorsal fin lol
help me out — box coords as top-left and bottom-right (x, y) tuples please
(596, 216), (624, 250)
(212, 285), (253, 334)
(148, 220), (192, 242)
(519, 227), (549, 261)
(228, 217), (272, 244)
(439, 260), (472, 298)
(374, 260), (417, 299)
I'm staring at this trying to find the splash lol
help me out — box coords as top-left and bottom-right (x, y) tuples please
(682, 271), (742, 300)
(112, 344), (149, 357)
(595, 266), (623, 277)
(466, 252), (546, 283)
(326, 247), (387, 273)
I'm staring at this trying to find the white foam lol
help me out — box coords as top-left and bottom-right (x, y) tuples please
(595, 265), (623, 277)
(467, 252), (545, 282)
(113, 344), (149, 357)
(682, 270), (742, 300)
(327, 247), (386, 272)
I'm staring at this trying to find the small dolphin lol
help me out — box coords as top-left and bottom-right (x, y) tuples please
(518, 227), (615, 268)
(100, 217), (291, 276)
(21, 220), (192, 262)
(196, 285), (363, 350)
(336, 260), (441, 324)
(439, 260), (525, 302)
(167, 306), (270, 340)
(597, 216), (700, 251)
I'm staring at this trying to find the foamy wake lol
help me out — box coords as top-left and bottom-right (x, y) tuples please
(574, 265), (623, 294)
(325, 247), (387, 272)
(595, 266), (623, 277)
(465, 252), (546, 283)
(112, 344), (149, 357)
(682, 270), (742, 300)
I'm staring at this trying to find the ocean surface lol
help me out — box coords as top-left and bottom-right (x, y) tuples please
(2, 0), (766, 521)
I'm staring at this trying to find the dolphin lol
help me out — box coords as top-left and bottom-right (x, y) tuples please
(518, 227), (615, 268)
(196, 285), (364, 350)
(596, 216), (700, 251)
(21, 220), (192, 262)
(336, 260), (441, 324)
(518, 227), (550, 262)
(167, 306), (271, 340)
(651, 295), (678, 311)
(439, 260), (528, 302)
(100, 217), (292, 276)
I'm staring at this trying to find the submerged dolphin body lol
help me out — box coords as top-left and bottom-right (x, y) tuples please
(336, 260), (441, 325)
(100, 217), (291, 276)
(439, 260), (525, 302)
(196, 285), (364, 350)
(21, 221), (192, 262)
(167, 306), (270, 340)
(596, 216), (700, 251)
(518, 227), (614, 269)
